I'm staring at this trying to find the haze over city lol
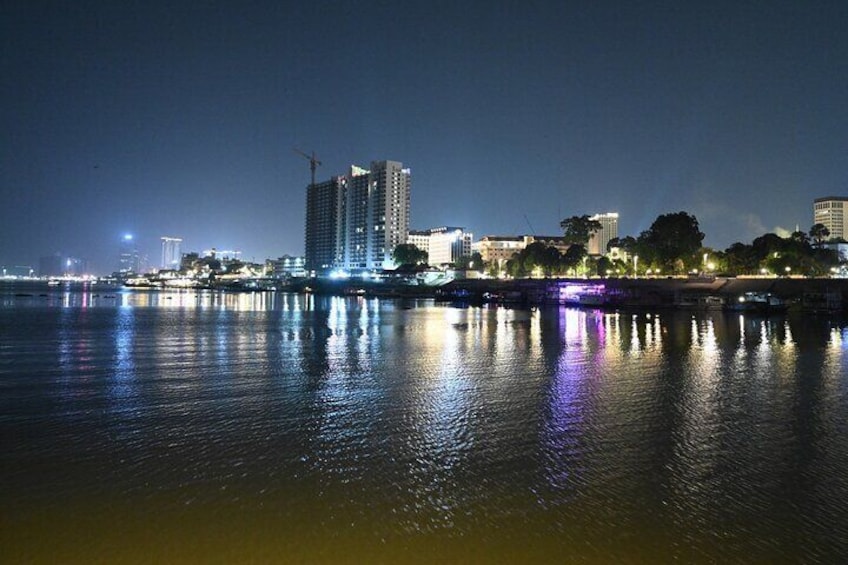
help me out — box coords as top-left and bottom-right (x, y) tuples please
(2, 1), (846, 273)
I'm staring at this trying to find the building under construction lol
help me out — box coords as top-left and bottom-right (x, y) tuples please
(304, 160), (411, 275)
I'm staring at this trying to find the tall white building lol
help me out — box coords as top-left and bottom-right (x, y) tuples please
(160, 237), (182, 269)
(407, 227), (473, 266)
(814, 196), (848, 240)
(587, 212), (619, 255)
(305, 160), (411, 273)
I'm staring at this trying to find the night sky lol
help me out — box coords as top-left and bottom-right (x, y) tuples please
(2, 1), (846, 273)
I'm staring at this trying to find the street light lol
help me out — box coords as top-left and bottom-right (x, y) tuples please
(633, 255), (639, 277)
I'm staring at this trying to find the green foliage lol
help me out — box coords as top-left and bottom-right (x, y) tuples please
(720, 230), (839, 276)
(810, 223), (830, 244)
(455, 252), (485, 272)
(638, 211), (705, 272)
(595, 256), (612, 276)
(560, 215), (603, 246)
(506, 242), (584, 277)
(392, 244), (427, 267)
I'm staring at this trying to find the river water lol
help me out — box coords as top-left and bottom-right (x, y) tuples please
(2, 288), (847, 563)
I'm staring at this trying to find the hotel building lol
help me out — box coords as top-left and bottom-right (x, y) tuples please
(814, 196), (848, 240)
(587, 212), (619, 256)
(406, 227), (473, 266)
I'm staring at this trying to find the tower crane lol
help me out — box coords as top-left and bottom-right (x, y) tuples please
(293, 148), (322, 187)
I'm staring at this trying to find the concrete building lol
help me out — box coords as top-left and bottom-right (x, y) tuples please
(304, 177), (345, 272)
(305, 161), (411, 274)
(814, 196), (848, 241)
(406, 226), (473, 266)
(587, 212), (619, 255)
(406, 230), (431, 257)
(473, 235), (571, 269)
(268, 255), (306, 278)
(160, 237), (182, 269)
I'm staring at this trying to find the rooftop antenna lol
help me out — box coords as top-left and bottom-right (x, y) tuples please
(294, 148), (322, 187)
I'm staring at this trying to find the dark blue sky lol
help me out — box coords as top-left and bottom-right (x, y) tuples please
(2, 1), (846, 272)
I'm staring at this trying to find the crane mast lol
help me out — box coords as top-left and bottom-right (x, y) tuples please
(294, 148), (322, 187)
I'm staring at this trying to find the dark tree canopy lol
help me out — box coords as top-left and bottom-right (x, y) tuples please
(639, 211), (704, 271)
(810, 223), (830, 244)
(505, 242), (582, 277)
(455, 251), (484, 272)
(391, 244), (427, 267)
(560, 215), (603, 246)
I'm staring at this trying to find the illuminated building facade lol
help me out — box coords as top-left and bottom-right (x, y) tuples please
(814, 196), (848, 240)
(473, 235), (570, 268)
(269, 255), (306, 278)
(407, 226), (473, 266)
(406, 230), (431, 257)
(305, 160), (411, 274)
(118, 234), (140, 274)
(160, 237), (182, 269)
(587, 212), (619, 256)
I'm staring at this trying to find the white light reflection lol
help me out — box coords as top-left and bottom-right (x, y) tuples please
(403, 305), (474, 531)
(665, 314), (723, 511)
(109, 306), (138, 408)
(543, 307), (591, 498)
(823, 325), (846, 392)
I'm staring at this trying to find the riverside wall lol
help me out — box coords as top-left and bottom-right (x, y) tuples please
(435, 277), (848, 311)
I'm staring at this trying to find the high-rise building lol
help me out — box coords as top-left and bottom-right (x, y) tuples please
(304, 176), (345, 272)
(587, 212), (619, 256)
(305, 160), (411, 274)
(160, 237), (182, 269)
(814, 197), (848, 241)
(118, 234), (140, 274)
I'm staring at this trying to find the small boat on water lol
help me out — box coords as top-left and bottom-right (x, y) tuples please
(725, 291), (788, 313)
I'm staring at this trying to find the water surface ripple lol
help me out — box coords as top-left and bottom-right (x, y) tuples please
(1, 290), (847, 562)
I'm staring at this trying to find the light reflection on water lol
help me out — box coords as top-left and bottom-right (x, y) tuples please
(1, 292), (847, 563)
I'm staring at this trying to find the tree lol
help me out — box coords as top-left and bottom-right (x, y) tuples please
(810, 223), (830, 245)
(562, 244), (587, 273)
(455, 252), (485, 272)
(638, 212), (705, 273)
(560, 215), (603, 246)
(723, 242), (758, 275)
(392, 244), (427, 267)
(596, 256), (612, 276)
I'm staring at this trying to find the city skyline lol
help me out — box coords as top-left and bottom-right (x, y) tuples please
(2, 1), (846, 272)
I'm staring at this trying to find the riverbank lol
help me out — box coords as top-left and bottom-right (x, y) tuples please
(435, 276), (848, 312)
